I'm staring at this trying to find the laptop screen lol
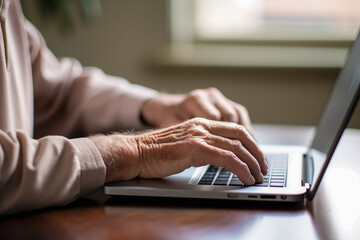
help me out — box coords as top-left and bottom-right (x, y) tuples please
(308, 30), (360, 199)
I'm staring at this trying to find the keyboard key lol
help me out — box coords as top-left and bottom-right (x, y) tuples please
(207, 165), (219, 172)
(272, 176), (285, 179)
(229, 175), (243, 186)
(204, 172), (216, 175)
(198, 180), (213, 185)
(213, 179), (229, 185)
(271, 173), (285, 177)
(271, 180), (284, 184)
(197, 153), (288, 188)
(215, 176), (229, 179)
(199, 178), (215, 182)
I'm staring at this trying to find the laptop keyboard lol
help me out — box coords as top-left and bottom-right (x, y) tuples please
(197, 153), (288, 187)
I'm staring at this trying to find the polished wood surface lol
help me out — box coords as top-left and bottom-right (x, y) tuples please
(1, 125), (360, 240)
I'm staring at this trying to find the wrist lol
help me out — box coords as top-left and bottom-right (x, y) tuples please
(141, 93), (184, 128)
(89, 134), (140, 183)
(140, 96), (163, 127)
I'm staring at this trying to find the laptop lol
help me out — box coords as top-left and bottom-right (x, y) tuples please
(104, 31), (360, 203)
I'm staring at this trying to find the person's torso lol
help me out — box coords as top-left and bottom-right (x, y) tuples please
(0, 0), (34, 136)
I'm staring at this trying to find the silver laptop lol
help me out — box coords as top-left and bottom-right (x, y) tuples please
(104, 31), (360, 202)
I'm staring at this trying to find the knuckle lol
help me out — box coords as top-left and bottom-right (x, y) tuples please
(189, 125), (208, 137)
(186, 137), (203, 146)
(237, 104), (249, 115)
(238, 161), (248, 170)
(183, 91), (203, 108)
(184, 138), (208, 156)
(230, 139), (242, 149)
(236, 124), (246, 133)
(184, 118), (198, 126)
(189, 117), (208, 126)
(187, 90), (203, 100)
(223, 112), (235, 121)
(222, 150), (237, 161)
(206, 87), (220, 95)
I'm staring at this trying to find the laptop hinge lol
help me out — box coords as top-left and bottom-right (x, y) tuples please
(301, 154), (313, 189)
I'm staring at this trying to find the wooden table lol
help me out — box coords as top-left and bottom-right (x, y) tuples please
(1, 125), (360, 240)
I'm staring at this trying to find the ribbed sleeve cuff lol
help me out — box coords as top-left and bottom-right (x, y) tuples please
(71, 138), (106, 196)
(115, 82), (159, 130)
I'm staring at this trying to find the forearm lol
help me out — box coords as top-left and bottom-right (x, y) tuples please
(27, 20), (158, 139)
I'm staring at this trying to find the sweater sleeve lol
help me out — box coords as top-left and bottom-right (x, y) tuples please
(0, 15), (158, 215)
(26, 21), (158, 139)
(0, 130), (106, 215)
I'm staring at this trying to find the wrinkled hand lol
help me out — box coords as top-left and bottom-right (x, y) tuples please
(141, 88), (255, 137)
(90, 118), (267, 185)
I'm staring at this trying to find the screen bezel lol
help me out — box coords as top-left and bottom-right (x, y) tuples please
(307, 31), (360, 200)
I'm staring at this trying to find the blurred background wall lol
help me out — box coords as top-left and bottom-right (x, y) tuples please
(20, 0), (359, 128)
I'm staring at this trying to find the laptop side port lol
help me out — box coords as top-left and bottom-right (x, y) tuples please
(260, 195), (277, 199)
(247, 195), (258, 198)
(227, 193), (239, 198)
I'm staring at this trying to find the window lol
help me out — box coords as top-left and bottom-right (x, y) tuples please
(166, 0), (359, 69)
(194, 0), (360, 43)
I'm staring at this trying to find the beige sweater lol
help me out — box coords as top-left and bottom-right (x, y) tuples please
(0, 0), (157, 215)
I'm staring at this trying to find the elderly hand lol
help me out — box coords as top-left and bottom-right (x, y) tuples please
(90, 118), (267, 185)
(141, 88), (255, 137)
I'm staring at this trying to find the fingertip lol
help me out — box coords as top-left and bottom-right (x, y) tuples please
(247, 175), (256, 185)
(262, 158), (269, 175)
(261, 161), (268, 175)
(256, 173), (264, 183)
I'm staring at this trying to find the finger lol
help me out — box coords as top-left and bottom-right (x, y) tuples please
(205, 135), (263, 182)
(231, 103), (265, 167)
(230, 101), (255, 137)
(208, 90), (238, 122)
(195, 144), (255, 185)
(184, 93), (221, 120)
(200, 119), (268, 175)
